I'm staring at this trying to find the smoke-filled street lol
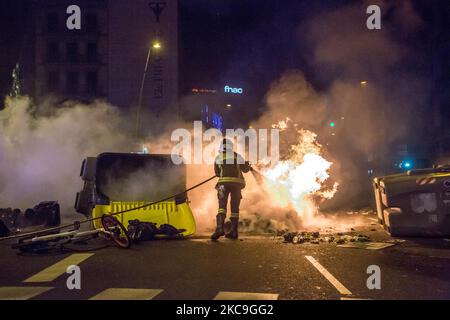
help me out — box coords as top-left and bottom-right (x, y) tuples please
(1, 0), (450, 313)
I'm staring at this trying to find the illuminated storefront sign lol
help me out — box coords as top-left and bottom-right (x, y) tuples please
(224, 85), (243, 94)
(192, 88), (217, 94)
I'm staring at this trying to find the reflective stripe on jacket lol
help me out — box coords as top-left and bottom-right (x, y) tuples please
(215, 152), (246, 187)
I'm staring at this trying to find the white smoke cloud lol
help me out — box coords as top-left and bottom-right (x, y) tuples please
(0, 97), (132, 215)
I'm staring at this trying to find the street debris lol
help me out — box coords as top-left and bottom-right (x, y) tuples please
(280, 229), (373, 246)
(0, 220), (9, 237)
(0, 201), (61, 237)
(127, 219), (186, 243)
(11, 214), (130, 254)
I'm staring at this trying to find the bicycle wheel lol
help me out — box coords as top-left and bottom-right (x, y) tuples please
(101, 215), (130, 249)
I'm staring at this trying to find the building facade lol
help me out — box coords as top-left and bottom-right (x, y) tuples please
(31, 0), (178, 116)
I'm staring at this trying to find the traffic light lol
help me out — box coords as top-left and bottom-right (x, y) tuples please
(329, 122), (335, 128)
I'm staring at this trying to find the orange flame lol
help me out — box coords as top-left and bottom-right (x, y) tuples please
(261, 121), (338, 227)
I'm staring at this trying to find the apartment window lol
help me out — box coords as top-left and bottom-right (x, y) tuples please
(66, 72), (79, 94)
(86, 43), (98, 62)
(86, 13), (99, 33)
(46, 42), (60, 62)
(47, 72), (59, 92)
(67, 42), (78, 63)
(86, 72), (98, 93)
(46, 13), (58, 32)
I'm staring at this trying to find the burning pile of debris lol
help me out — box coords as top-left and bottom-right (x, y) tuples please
(279, 230), (371, 245)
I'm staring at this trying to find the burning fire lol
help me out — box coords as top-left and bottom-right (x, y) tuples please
(261, 120), (338, 227)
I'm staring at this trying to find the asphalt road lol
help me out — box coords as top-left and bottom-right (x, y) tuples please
(1, 214), (450, 300)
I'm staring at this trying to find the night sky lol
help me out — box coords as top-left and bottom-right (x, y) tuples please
(0, 0), (449, 107)
(179, 0), (443, 97)
(179, 0), (356, 97)
(0, 0), (29, 99)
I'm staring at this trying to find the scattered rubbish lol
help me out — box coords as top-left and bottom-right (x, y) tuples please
(29, 201), (61, 227)
(282, 232), (298, 243)
(281, 229), (373, 246)
(324, 236), (335, 243)
(385, 239), (406, 244)
(127, 219), (186, 243)
(0, 201), (61, 238)
(0, 220), (9, 237)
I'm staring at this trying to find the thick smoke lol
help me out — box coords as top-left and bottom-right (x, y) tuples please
(0, 0), (428, 234)
(237, 0), (428, 228)
(180, 0), (429, 232)
(305, 0), (426, 208)
(0, 97), (132, 216)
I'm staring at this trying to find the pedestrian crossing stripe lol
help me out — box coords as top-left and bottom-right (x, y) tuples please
(23, 253), (94, 283)
(89, 288), (163, 300)
(0, 287), (279, 300)
(214, 291), (279, 300)
(305, 256), (352, 295)
(0, 286), (53, 300)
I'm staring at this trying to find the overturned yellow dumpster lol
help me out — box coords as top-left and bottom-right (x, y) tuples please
(75, 153), (196, 237)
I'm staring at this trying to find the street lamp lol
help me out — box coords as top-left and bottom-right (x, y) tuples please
(152, 41), (161, 49)
(135, 40), (162, 139)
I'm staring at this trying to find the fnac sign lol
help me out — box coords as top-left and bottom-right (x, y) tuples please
(224, 85), (243, 94)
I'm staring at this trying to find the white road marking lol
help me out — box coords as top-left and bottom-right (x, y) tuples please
(305, 256), (352, 295)
(214, 291), (279, 300)
(0, 286), (53, 300)
(89, 288), (163, 300)
(23, 253), (94, 283)
(337, 242), (395, 250)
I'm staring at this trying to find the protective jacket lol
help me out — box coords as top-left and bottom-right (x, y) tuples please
(214, 151), (251, 188)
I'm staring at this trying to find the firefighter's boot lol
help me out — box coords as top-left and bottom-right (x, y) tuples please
(211, 213), (226, 240)
(225, 217), (239, 240)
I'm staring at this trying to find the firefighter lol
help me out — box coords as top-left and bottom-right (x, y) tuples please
(211, 139), (251, 240)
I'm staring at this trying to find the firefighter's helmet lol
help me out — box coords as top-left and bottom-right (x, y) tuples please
(220, 139), (234, 152)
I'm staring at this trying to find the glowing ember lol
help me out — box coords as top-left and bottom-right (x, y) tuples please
(261, 121), (338, 227)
